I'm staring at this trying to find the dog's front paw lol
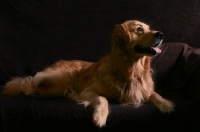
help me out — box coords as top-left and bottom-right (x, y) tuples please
(93, 108), (109, 127)
(158, 99), (174, 113)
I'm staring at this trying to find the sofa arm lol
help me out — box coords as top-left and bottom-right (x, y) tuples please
(151, 43), (190, 90)
(151, 43), (200, 100)
(183, 46), (200, 100)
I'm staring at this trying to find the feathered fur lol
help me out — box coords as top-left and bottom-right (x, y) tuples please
(3, 20), (174, 127)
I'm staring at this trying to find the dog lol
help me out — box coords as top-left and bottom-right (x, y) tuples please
(3, 20), (174, 127)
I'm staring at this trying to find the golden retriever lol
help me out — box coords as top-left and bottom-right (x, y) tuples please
(3, 20), (174, 127)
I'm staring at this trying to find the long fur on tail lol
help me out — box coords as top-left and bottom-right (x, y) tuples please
(3, 76), (34, 95)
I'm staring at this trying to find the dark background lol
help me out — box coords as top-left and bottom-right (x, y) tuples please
(1, 1), (200, 132)
(1, 0), (200, 85)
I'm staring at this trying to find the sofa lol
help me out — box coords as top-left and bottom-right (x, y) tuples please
(0, 0), (200, 132)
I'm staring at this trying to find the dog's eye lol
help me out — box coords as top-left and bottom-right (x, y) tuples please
(136, 27), (144, 34)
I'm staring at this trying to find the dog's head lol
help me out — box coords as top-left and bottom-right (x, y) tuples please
(111, 20), (163, 60)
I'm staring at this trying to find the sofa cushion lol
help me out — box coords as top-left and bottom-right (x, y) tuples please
(0, 92), (189, 132)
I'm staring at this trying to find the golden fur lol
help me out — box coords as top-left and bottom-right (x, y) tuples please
(3, 20), (174, 127)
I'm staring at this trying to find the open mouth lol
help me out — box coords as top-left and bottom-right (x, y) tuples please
(134, 40), (162, 56)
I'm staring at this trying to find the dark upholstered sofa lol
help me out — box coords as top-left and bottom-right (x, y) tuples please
(1, 0), (200, 132)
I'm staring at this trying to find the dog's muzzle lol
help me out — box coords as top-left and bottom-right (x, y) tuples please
(151, 31), (163, 53)
(134, 31), (163, 56)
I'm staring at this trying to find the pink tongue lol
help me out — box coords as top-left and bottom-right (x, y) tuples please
(152, 47), (162, 53)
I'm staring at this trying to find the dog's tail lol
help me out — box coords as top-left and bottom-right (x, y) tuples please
(3, 76), (35, 95)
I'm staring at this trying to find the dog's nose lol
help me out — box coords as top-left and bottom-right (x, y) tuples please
(155, 32), (163, 40)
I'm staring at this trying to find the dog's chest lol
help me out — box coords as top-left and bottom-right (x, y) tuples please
(103, 73), (152, 104)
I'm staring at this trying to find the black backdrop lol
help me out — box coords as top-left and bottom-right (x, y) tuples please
(1, 1), (200, 131)
(1, 0), (200, 84)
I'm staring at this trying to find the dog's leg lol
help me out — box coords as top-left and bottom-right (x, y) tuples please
(33, 71), (59, 87)
(33, 69), (72, 95)
(148, 92), (174, 113)
(80, 89), (109, 128)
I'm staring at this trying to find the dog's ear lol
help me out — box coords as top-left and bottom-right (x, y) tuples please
(111, 24), (130, 50)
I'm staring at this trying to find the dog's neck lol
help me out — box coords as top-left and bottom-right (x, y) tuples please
(108, 52), (151, 81)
